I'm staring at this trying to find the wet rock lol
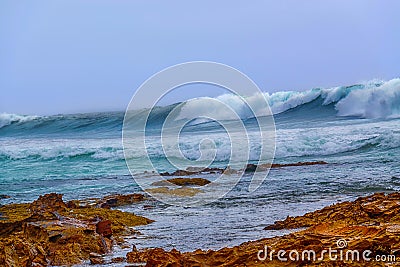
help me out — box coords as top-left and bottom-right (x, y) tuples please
(244, 163), (258, 173)
(96, 219), (112, 238)
(159, 169), (198, 176)
(265, 192), (400, 230)
(152, 177), (211, 187)
(159, 161), (328, 177)
(246, 161), (328, 173)
(0, 193), (152, 267)
(111, 256), (125, 263)
(126, 192), (400, 266)
(160, 167), (228, 176)
(270, 160), (328, 168)
(147, 187), (203, 197)
(89, 253), (104, 265)
(223, 166), (237, 175)
(30, 193), (67, 218)
(67, 193), (145, 209)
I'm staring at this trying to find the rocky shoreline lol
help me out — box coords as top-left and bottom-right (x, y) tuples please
(126, 192), (400, 266)
(0, 193), (152, 266)
(1, 191), (399, 266)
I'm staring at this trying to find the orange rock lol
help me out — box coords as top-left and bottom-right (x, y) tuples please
(30, 193), (67, 216)
(126, 192), (400, 267)
(0, 193), (152, 266)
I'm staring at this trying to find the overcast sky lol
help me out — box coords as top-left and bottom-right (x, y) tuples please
(1, 0), (399, 115)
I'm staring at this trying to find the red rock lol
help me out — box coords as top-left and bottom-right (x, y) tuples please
(96, 220), (112, 238)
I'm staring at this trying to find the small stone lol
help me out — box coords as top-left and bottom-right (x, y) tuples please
(111, 256), (125, 263)
(96, 220), (112, 238)
(89, 256), (104, 265)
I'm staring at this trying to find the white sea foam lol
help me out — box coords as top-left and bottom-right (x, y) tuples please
(336, 79), (400, 118)
(0, 113), (40, 129)
(176, 78), (399, 120)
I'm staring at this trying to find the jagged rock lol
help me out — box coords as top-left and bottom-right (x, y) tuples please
(0, 193), (152, 267)
(159, 169), (198, 176)
(152, 178), (211, 187)
(89, 256), (104, 265)
(270, 161), (328, 168)
(30, 193), (67, 218)
(159, 161), (329, 177)
(244, 163), (258, 173)
(111, 256), (125, 263)
(125, 192), (400, 266)
(245, 161), (328, 173)
(67, 193), (145, 209)
(265, 192), (400, 230)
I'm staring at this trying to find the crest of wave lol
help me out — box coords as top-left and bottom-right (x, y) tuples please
(176, 78), (400, 120)
(336, 78), (400, 118)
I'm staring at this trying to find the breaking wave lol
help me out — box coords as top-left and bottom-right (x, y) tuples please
(177, 78), (400, 120)
(0, 78), (399, 137)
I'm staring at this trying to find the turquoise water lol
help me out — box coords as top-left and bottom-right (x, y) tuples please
(1, 79), (399, 251)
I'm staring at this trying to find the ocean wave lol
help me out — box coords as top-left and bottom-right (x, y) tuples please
(275, 131), (400, 158)
(0, 146), (125, 161)
(0, 78), (399, 136)
(0, 113), (40, 129)
(177, 78), (399, 120)
(0, 137), (125, 161)
(336, 79), (400, 118)
(2, 128), (398, 162)
(0, 112), (123, 137)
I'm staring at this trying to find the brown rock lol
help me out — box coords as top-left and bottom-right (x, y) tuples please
(152, 177), (211, 187)
(158, 162), (328, 177)
(30, 193), (67, 213)
(147, 187), (203, 197)
(270, 160), (328, 168)
(96, 220), (112, 238)
(67, 193), (145, 209)
(125, 192), (400, 267)
(0, 193), (152, 267)
(111, 256), (125, 263)
(89, 256), (104, 265)
(246, 161), (328, 172)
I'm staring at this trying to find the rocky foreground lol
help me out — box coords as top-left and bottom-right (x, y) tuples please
(0, 193), (153, 266)
(127, 192), (400, 266)
(1, 191), (400, 266)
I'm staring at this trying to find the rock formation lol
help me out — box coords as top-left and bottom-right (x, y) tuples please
(126, 192), (400, 266)
(0, 193), (152, 266)
(151, 178), (211, 187)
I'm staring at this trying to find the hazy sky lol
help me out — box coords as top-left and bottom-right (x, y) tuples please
(1, 0), (399, 115)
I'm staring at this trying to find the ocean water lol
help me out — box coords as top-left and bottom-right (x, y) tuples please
(1, 79), (400, 253)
